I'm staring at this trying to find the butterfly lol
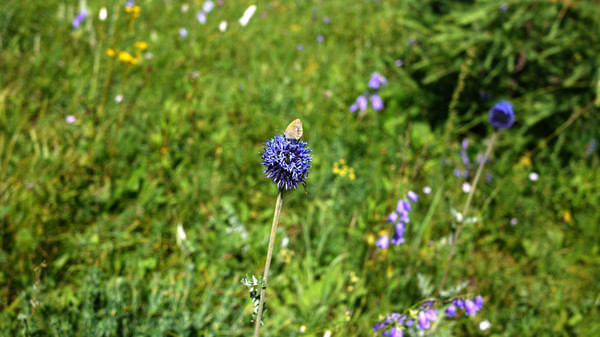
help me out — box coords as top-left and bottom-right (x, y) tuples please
(283, 118), (303, 140)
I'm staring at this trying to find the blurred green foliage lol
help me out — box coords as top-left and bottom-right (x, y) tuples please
(1, 0), (599, 336)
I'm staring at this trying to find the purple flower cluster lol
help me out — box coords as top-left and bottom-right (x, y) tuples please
(376, 191), (417, 249)
(72, 10), (87, 29)
(373, 304), (438, 336)
(445, 296), (484, 318)
(349, 72), (387, 113)
(417, 305), (438, 330)
(372, 313), (411, 337)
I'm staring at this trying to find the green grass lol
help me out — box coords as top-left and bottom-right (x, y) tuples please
(1, 0), (600, 336)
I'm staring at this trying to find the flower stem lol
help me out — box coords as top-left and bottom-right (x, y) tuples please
(438, 131), (497, 292)
(254, 190), (283, 337)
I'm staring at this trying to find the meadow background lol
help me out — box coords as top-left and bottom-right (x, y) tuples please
(1, 0), (600, 336)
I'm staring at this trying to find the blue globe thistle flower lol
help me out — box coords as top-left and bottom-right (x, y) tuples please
(488, 101), (515, 129)
(260, 135), (313, 191)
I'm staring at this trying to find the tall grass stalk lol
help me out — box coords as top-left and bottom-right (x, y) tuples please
(254, 190), (283, 337)
(439, 131), (498, 291)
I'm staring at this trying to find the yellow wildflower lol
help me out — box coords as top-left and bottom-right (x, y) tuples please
(290, 24), (301, 32)
(106, 48), (116, 57)
(118, 51), (138, 65)
(125, 5), (141, 18)
(563, 210), (572, 223)
(133, 41), (148, 51)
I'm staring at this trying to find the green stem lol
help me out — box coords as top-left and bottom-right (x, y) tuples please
(254, 190), (283, 337)
(438, 131), (497, 292)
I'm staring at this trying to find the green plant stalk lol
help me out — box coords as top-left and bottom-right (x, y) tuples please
(254, 190), (283, 337)
(438, 131), (498, 292)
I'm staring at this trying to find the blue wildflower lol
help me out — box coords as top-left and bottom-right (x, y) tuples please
(370, 94), (384, 111)
(72, 10), (87, 29)
(260, 135), (313, 190)
(297, 44), (304, 51)
(376, 235), (390, 249)
(586, 139), (596, 156)
(417, 311), (430, 330)
(407, 191), (418, 203)
(445, 304), (457, 318)
(368, 72), (387, 90)
(465, 299), (477, 316)
(126, 1), (135, 8)
(349, 104), (358, 113)
(179, 28), (188, 38)
(203, 0), (215, 13)
(391, 223), (405, 245)
(388, 327), (402, 337)
(316, 35), (324, 43)
(356, 95), (368, 111)
(489, 101), (515, 129)
(460, 149), (470, 164)
(475, 296), (484, 310)
(197, 12), (207, 24)
(387, 212), (398, 224)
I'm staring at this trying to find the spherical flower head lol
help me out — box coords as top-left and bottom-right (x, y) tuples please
(488, 100), (514, 129)
(260, 135), (313, 191)
(317, 35), (324, 43)
(376, 235), (390, 249)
